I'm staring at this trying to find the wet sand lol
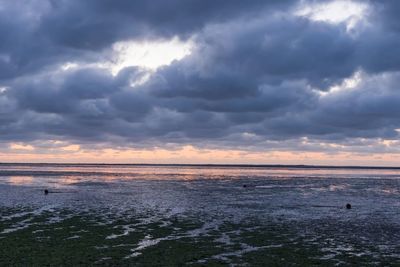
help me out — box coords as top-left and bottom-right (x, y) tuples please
(0, 164), (399, 265)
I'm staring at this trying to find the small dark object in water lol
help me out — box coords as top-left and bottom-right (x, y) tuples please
(243, 184), (247, 188)
(44, 189), (49, 195)
(346, 203), (351, 209)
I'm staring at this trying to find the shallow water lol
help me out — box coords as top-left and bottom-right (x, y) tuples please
(0, 164), (399, 265)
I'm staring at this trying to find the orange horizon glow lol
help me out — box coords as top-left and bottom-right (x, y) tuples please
(1, 144), (400, 167)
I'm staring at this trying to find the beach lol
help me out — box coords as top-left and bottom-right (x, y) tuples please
(0, 164), (399, 266)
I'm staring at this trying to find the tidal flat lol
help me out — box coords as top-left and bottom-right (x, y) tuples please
(0, 164), (399, 266)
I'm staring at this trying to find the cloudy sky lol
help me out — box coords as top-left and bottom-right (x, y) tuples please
(1, 0), (400, 165)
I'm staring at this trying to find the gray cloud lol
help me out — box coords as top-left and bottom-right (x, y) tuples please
(1, 0), (400, 154)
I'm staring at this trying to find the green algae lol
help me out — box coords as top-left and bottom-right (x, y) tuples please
(1, 207), (399, 266)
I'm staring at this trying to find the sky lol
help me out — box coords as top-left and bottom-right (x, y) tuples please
(1, 0), (400, 165)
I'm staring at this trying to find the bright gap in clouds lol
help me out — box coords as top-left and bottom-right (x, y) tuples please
(296, 0), (369, 30)
(111, 37), (193, 74)
(319, 70), (363, 96)
(10, 143), (35, 151)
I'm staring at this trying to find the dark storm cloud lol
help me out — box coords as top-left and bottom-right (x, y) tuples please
(0, 1), (102, 81)
(10, 68), (117, 114)
(0, 0), (297, 81)
(1, 0), (400, 153)
(41, 0), (296, 49)
(369, 0), (400, 32)
(149, 16), (357, 100)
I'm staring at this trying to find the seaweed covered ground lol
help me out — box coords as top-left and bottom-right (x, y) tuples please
(0, 164), (399, 266)
(2, 206), (399, 266)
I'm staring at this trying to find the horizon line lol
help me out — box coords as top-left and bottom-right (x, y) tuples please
(0, 162), (400, 170)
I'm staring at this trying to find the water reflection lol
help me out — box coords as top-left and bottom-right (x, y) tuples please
(1, 164), (400, 182)
(7, 176), (34, 185)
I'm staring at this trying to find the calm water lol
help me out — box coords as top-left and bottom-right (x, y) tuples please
(0, 164), (399, 265)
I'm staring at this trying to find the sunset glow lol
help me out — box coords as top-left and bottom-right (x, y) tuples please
(1, 143), (399, 166)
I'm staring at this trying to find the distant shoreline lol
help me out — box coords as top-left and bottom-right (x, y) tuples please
(0, 162), (399, 170)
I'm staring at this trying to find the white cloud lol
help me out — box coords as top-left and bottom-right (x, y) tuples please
(110, 37), (193, 74)
(10, 143), (35, 151)
(319, 70), (363, 96)
(295, 0), (369, 31)
(60, 62), (79, 71)
(0, 86), (8, 94)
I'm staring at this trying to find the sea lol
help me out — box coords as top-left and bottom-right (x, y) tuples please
(0, 164), (399, 266)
